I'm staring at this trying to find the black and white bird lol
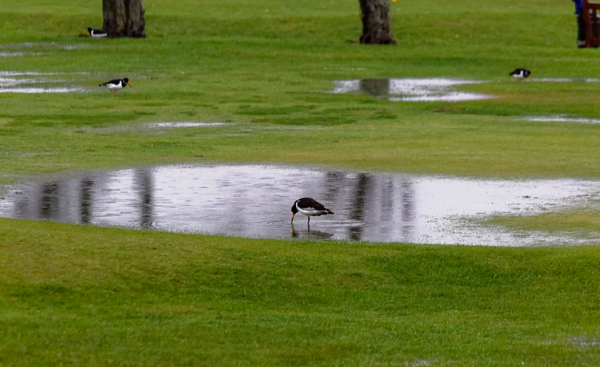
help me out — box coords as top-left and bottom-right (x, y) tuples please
(291, 198), (334, 224)
(87, 27), (107, 39)
(99, 78), (132, 96)
(509, 68), (531, 80)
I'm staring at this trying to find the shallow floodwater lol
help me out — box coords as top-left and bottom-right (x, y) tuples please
(520, 116), (600, 124)
(145, 122), (231, 128)
(1, 164), (599, 246)
(331, 78), (494, 102)
(0, 72), (89, 93)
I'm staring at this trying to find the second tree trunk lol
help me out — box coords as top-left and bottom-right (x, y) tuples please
(359, 0), (396, 45)
(102, 0), (147, 38)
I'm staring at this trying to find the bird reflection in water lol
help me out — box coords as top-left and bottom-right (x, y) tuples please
(291, 223), (333, 240)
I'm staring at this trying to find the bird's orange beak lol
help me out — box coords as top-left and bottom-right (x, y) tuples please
(127, 81), (132, 87)
(291, 213), (295, 223)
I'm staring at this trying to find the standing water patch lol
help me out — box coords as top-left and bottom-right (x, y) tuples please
(1, 164), (599, 246)
(518, 116), (600, 124)
(331, 78), (494, 102)
(0, 71), (90, 93)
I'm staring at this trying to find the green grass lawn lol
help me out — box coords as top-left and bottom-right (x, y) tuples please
(1, 0), (600, 365)
(2, 219), (600, 366)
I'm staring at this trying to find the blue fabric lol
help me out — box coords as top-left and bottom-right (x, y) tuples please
(573, 0), (583, 15)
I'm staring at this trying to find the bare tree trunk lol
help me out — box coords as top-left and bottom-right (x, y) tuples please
(102, 0), (146, 38)
(359, 0), (396, 45)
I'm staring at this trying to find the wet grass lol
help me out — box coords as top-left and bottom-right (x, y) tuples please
(0, 1), (599, 179)
(489, 209), (600, 234)
(1, 219), (600, 366)
(1, 0), (600, 364)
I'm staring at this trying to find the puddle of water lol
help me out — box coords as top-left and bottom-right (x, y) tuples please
(89, 122), (235, 133)
(0, 87), (87, 94)
(0, 42), (87, 51)
(145, 122), (232, 128)
(0, 52), (44, 57)
(1, 164), (599, 246)
(0, 71), (92, 93)
(528, 78), (600, 83)
(519, 116), (600, 124)
(331, 78), (495, 102)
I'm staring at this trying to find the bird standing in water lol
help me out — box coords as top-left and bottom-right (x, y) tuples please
(291, 198), (334, 224)
(99, 78), (132, 96)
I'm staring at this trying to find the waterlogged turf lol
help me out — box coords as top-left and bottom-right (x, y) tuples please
(1, 0), (600, 365)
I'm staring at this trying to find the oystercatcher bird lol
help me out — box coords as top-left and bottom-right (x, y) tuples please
(87, 27), (107, 39)
(291, 198), (334, 224)
(99, 78), (132, 96)
(509, 68), (531, 80)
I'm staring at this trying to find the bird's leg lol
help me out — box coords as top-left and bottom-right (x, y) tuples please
(308, 216), (310, 225)
(111, 89), (117, 96)
(291, 213), (295, 223)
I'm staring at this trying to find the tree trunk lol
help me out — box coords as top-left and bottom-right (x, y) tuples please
(359, 0), (396, 45)
(102, 0), (146, 38)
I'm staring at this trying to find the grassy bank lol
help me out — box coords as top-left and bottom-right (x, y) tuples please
(1, 0), (600, 364)
(1, 219), (600, 366)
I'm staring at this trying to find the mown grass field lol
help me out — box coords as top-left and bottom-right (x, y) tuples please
(1, 0), (600, 365)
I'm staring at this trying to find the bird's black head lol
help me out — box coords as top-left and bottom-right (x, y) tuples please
(123, 78), (129, 83)
(291, 200), (299, 214)
(87, 27), (93, 33)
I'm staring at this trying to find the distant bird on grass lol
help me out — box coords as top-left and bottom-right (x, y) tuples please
(291, 198), (334, 224)
(99, 78), (132, 96)
(86, 27), (107, 39)
(509, 68), (531, 80)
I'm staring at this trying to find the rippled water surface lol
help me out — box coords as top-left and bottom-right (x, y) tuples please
(1, 164), (598, 246)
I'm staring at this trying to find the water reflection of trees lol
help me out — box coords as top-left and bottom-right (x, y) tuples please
(39, 183), (59, 220)
(134, 169), (154, 229)
(400, 180), (414, 240)
(11, 169), (156, 229)
(320, 172), (415, 242)
(348, 173), (370, 241)
(359, 78), (390, 97)
(79, 179), (95, 224)
(8, 167), (416, 243)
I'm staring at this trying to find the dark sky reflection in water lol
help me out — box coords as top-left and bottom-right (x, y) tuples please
(1, 164), (599, 246)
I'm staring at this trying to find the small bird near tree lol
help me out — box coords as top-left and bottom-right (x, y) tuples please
(86, 27), (107, 39)
(509, 68), (531, 80)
